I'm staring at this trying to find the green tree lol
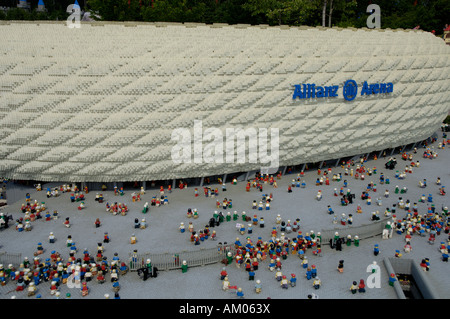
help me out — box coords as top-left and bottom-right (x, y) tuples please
(242, 0), (321, 26)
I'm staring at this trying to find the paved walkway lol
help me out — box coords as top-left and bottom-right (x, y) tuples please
(0, 132), (448, 300)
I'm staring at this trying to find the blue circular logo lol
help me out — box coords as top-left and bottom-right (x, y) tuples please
(343, 80), (358, 101)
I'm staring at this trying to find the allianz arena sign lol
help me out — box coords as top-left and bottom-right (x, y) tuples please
(0, 21), (449, 182)
(293, 80), (394, 101)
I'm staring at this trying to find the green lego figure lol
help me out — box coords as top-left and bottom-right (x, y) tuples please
(354, 236), (360, 247)
(181, 260), (188, 273)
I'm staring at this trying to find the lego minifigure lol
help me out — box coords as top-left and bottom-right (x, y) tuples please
(350, 281), (358, 294)
(181, 260), (188, 273)
(222, 276), (231, 291)
(389, 273), (397, 287)
(255, 280), (262, 293)
(374, 244), (380, 256)
(312, 277), (321, 289)
(337, 260), (344, 273)
(248, 269), (255, 281)
(281, 275), (289, 289)
(354, 236), (359, 247)
(420, 259), (429, 271)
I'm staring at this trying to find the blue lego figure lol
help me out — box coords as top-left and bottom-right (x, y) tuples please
(327, 206), (334, 215)
(302, 258), (308, 269)
(119, 263), (128, 272)
(53, 274), (61, 286)
(290, 274), (297, 287)
(311, 265), (317, 278)
(268, 259), (276, 270)
(113, 253), (120, 263)
(301, 181), (306, 188)
(389, 273), (397, 286)
(275, 246), (282, 256)
(34, 273), (41, 286)
(374, 244), (380, 256)
(69, 243), (77, 254)
(428, 194), (433, 203)
(305, 268), (312, 280)
(236, 288), (244, 298)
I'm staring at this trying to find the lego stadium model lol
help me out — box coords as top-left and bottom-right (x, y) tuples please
(0, 21), (449, 183)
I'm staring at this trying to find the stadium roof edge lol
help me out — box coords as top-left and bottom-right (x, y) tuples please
(0, 20), (431, 33)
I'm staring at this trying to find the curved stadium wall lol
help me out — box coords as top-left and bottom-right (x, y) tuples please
(0, 21), (449, 182)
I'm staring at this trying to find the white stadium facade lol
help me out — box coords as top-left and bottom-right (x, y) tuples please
(0, 21), (449, 186)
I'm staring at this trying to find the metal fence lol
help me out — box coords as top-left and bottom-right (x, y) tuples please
(128, 243), (236, 271)
(318, 217), (390, 245)
(128, 218), (390, 271)
(0, 251), (22, 267)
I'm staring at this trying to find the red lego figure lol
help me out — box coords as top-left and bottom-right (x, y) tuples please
(81, 282), (89, 296)
(220, 268), (227, 280)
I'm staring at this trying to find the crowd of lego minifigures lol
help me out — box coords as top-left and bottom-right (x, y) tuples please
(0, 128), (448, 299)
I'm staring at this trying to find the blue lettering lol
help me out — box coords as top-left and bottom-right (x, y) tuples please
(293, 85), (305, 99)
(361, 81), (393, 96)
(330, 85), (339, 97)
(316, 86), (324, 98)
(372, 84), (379, 94)
(307, 84), (316, 99)
(361, 81), (371, 96)
(387, 83), (393, 93)
(295, 80), (390, 100)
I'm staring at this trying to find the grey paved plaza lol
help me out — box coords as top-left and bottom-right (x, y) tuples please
(0, 131), (448, 300)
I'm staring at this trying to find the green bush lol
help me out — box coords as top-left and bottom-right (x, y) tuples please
(444, 115), (450, 124)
